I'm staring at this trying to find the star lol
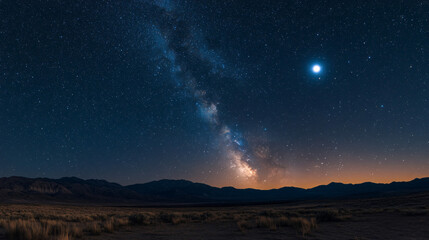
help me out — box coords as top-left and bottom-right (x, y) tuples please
(312, 64), (321, 73)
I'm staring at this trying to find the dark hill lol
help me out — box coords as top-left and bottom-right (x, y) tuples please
(0, 176), (145, 203)
(0, 176), (428, 204)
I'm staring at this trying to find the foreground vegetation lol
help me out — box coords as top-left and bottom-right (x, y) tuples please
(0, 200), (427, 240)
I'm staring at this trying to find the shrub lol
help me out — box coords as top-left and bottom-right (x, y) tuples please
(256, 216), (277, 230)
(128, 213), (150, 225)
(86, 222), (101, 235)
(316, 209), (341, 222)
(102, 219), (115, 233)
(237, 220), (254, 232)
(289, 217), (317, 236)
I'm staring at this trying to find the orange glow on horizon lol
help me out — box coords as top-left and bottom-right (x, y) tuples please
(211, 174), (429, 190)
(208, 161), (429, 190)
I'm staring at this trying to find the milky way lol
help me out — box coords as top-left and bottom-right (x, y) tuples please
(143, 0), (287, 186)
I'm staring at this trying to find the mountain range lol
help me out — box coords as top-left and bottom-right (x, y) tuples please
(0, 176), (428, 205)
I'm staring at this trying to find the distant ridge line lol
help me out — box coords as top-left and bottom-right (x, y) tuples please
(0, 176), (428, 205)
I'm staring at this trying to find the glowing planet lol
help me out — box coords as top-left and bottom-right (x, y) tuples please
(312, 64), (321, 73)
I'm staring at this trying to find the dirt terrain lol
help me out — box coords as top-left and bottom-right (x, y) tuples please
(82, 213), (428, 240)
(0, 192), (428, 239)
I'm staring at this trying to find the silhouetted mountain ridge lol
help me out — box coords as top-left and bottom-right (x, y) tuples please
(0, 176), (428, 204)
(0, 176), (145, 203)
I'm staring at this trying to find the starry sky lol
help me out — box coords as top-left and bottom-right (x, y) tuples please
(1, 0), (428, 189)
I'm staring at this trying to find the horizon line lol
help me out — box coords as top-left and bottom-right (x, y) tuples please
(1, 175), (427, 191)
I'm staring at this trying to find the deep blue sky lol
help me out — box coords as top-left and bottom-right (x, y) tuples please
(0, 0), (428, 188)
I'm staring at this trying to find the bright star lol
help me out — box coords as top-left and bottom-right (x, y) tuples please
(312, 64), (321, 73)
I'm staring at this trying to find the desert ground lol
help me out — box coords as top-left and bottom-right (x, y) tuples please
(0, 192), (428, 240)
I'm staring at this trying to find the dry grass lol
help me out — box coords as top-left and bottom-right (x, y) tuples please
(1, 193), (426, 239)
(0, 205), (223, 239)
(398, 208), (429, 216)
(289, 217), (318, 236)
(0, 203), (377, 239)
(236, 215), (317, 235)
(0, 219), (82, 240)
(315, 209), (351, 222)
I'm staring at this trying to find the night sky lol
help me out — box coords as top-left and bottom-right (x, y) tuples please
(1, 0), (428, 189)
